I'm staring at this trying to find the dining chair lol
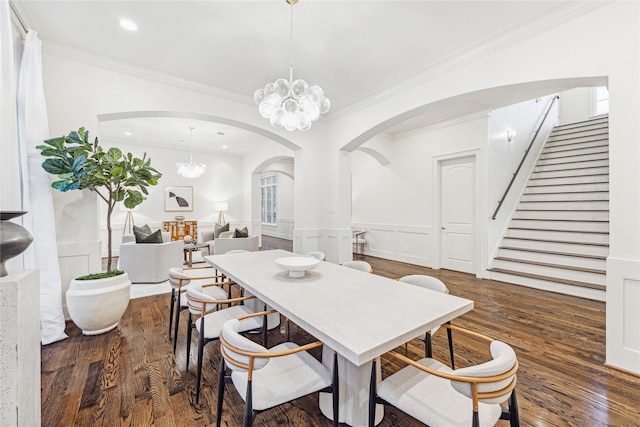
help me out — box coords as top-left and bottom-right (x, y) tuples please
(369, 324), (519, 427)
(342, 260), (373, 273)
(217, 310), (339, 427)
(399, 274), (456, 367)
(168, 266), (229, 353)
(185, 284), (266, 404)
(305, 251), (326, 261)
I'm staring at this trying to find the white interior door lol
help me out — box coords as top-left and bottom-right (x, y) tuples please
(440, 156), (476, 274)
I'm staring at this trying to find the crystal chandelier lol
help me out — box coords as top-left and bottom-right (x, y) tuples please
(254, 0), (330, 132)
(176, 127), (207, 178)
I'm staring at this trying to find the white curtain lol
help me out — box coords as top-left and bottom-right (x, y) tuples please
(0, 1), (21, 211)
(17, 31), (67, 345)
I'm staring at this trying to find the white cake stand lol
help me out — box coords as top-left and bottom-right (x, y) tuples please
(274, 256), (321, 278)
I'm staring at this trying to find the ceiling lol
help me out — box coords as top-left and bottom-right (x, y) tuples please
(14, 1), (595, 155)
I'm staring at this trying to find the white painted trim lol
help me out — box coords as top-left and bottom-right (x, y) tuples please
(606, 256), (640, 374)
(262, 216), (294, 240)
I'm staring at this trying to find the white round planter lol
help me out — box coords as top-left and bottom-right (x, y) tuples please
(66, 272), (131, 335)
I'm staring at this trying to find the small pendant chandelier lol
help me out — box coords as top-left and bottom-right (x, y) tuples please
(254, 0), (330, 132)
(176, 126), (207, 178)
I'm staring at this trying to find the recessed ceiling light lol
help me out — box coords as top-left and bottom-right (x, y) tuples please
(124, 131), (132, 136)
(222, 145), (228, 150)
(119, 19), (138, 31)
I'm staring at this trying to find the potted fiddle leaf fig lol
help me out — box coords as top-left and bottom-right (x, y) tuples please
(37, 127), (162, 334)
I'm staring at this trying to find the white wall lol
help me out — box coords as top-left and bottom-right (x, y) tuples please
(558, 87), (593, 125)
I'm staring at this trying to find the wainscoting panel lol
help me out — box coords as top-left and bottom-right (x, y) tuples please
(261, 217), (294, 240)
(352, 223), (432, 267)
(606, 256), (640, 374)
(58, 241), (101, 319)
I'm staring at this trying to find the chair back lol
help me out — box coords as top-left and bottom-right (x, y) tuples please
(342, 260), (372, 273)
(226, 249), (249, 254)
(451, 340), (517, 404)
(220, 318), (270, 373)
(305, 251), (326, 261)
(169, 267), (190, 287)
(399, 275), (448, 293)
(186, 283), (219, 315)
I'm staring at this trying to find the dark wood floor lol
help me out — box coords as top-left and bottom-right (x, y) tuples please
(42, 236), (640, 426)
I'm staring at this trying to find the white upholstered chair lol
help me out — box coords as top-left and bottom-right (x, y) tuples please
(217, 311), (339, 427)
(399, 274), (456, 366)
(342, 260), (373, 273)
(119, 238), (183, 283)
(369, 324), (519, 427)
(305, 251), (326, 261)
(168, 267), (230, 353)
(185, 284), (264, 403)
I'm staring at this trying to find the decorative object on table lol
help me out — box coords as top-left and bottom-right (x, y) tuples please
(183, 235), (193, 243)
(253, 0), (330, 132)
(0, 211), (34, 277)
(214, 201), (228, 225)
(163, 219), (198, 241)
(37, 127), (161, 334)
(176, 126), (206, 178)
(165, 185), (193, 211)
(274, 256), (320, 278)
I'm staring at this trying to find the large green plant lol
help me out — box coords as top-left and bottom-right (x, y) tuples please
(37, 127), (162, 274)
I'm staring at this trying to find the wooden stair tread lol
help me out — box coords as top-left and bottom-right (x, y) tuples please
(502, 236), (609, 247)
(509, 227), (608, 234)
(499, 246), (606, 260)
(488, 268), (606, 291)
(511, 218), (609, 223)
(523, 190), (609, 195)
(542, 143), (609, 153)
(494, 257), (605, 274)
(519, 199), (609, 203)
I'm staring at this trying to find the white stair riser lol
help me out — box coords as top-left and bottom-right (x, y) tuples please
(528, 175), (608, 186)
(486, 271), (605, 301)
(506, 228), (609, 244)
(510, 219), (609, 233)
(536, 153), (608, 166)
(517, 200), (609, 210)
(546, 134), (608, 147)
(513, 210), (609, 221)
(534, 159), (608, 172)
(491, 259), (606, 285)
(543, 140), (608, 154)
(521, 191), (608, 202)
(531, 167), (608, 179)
(501, 238), (609, 256)
(540, 146), (608, 160)
(548, 128), (608, 139)
(497, 249), (606, 270)
(553, 121), (608, 132)
(523, 183), (609, 194)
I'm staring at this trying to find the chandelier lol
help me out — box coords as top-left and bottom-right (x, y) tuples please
(176, 127), (207, 178)
(254, 0), (330, 132)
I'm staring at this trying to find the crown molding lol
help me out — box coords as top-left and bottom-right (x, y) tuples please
(41, 39), (255, 107)
(327, 1), (610, 122)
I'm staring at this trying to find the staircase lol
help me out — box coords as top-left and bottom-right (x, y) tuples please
(488, 116), (609, 301)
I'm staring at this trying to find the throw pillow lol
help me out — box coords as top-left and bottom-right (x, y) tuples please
(134, 228), (163, 243)
(214, 223), (229, 239)
(234, 227), (249, 238)
(133, 224), (152, 235)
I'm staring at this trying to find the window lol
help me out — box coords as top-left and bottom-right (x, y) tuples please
(261, 174), (277, 224)
(594, 86), (609, 116)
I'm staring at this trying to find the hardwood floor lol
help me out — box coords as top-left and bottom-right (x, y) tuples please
(43, 236), (640, 426)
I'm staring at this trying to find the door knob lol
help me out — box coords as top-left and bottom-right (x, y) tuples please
(442, 226), (446, 230)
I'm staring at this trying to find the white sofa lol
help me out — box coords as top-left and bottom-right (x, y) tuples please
(202, 234), (260, 255)
(119, 239), (183, 283)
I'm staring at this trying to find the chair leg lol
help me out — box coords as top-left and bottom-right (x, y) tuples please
(285, 318), (291, 341)
(425, 332), (433, 358)
(368, 359), (377, 427)
(332, 351), (339, 427)
(195, 324), (205, 404)
(472, 410), (480, 427)
(243, 380), (253, 427)
(169, 289), (175, 338)
(216, 356), (226, 427)
(509, 389), (520, 427)
(262, 313), (268, 347)
(173, 304), (182, 354)
(186, 312), (193, 371)
(447, 322), (455, 369)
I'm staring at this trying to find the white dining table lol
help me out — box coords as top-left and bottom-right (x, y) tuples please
(205, 249), (474, 426)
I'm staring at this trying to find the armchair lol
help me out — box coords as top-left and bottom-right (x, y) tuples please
(119, 239), (183, 283)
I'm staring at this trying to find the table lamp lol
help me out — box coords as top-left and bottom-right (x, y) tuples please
(215, 202), (228, 225)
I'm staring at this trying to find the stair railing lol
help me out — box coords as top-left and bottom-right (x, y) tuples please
(491, 95), (560, 220)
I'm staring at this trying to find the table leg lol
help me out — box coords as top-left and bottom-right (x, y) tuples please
(319, 346), (384, 426)
(188, 249), (193, 267)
